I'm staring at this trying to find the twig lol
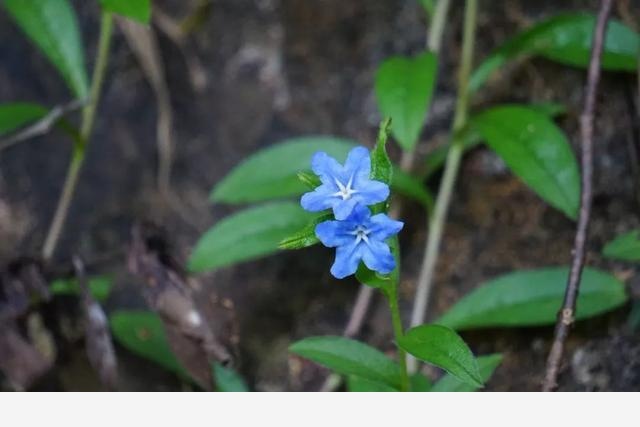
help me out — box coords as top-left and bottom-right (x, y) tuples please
(0, 99), (84, 152)
(42, 12), (114, 261)
(542, 0), (612, 392)
(407, 0), (477, 374)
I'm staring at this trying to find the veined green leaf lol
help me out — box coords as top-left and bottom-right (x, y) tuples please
(189, 202), (314, 273)
(437, 267), (628, 330)
(375, 52), (438, 151)
(398, 324), (483, 387)
(99, 0), (151, 24)
(4, 0), (89, 98)
(603, 230), (640, 262)
(290, 336), (402, 389)
(470, 14), (640, 92)
(471, 105), (580, 219)
(430, 354), (502, 392)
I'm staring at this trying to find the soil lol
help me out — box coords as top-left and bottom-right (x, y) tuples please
(0, 0), (638, 391)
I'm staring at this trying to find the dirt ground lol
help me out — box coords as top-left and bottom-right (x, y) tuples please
(0, 0), (639, 391)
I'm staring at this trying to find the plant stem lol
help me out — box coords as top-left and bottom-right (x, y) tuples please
(42, 12), (114, 261)
(542, 0), (612, 392)
(408, 0), (477, 373)
(386, 283), (410, 392)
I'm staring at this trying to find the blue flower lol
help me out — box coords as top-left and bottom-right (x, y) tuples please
(315, 204), (403, 279)
(300, 146), (390, 220)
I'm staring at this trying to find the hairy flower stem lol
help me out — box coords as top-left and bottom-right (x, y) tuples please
(408, 0), (477, 373)
(42, 12), (114, 261)
(386, 282), (410, 392)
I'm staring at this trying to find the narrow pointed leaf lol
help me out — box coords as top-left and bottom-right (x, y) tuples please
(430, 354), (502, 392)
(100, 0), (151, 24)
(0, 103), (48, 136)
(289, 336), (402, 389)
(4, 0), (89, 97)
(398, 324), (483, 387)
(603, 230), (640, 262)
(437, 267), (628, 330)
(375, 52), (438, 151)
(188, 202), (314, 273)
(279, 213), (332, 250)
(470, 14), (640, 92)
(472, 105), (580, 219)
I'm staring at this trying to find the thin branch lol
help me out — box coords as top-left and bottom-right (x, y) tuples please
(542, 0), (612, 392)
(0, 99), (84, 152)
(407, 0), (477, 374)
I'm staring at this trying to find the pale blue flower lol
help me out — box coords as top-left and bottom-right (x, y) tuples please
(300, 146), (390, 220)
(315, 204), (403, 279)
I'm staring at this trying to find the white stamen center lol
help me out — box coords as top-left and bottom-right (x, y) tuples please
(332, 175), (357, 200)
(351, 225), (371, 244)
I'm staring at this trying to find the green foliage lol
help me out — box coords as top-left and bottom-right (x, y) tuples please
(297, 171), (321, 190)
(437, 267), (628, 330)
(213, 363), (249, 392)
(347, 375), (398, 392)
(375, 52), (438, 151)
(279, 213), (333, 250)
(392, 168), (434, 212)
(472, 105), (580, 219)
(371, 117), (393, 185)
(0, 102), (47, 135)
(99, 0), (151, 23)
(50, 276), (112, 302)
(109, 310), (187, 377)
(289, 336), (402, 389)
(417, 0), (435, 17)
(470, 13), (640, 92)
(4, 0), (88, 98)
(211, 137), (353, 204)
(430, 354), (503, 392)
(398, 324), (483, 387)
(410, 372), (432, 392)
(188, 202), (313, 273)
(603, 230), (640, 262)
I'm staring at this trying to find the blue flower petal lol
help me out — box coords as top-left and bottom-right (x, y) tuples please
(330, 241), (364, 279)
(300, 185), (336, 212)
(333, 198), (359, 221)
(362, 240), (395, 274)
(369, 213), (404, 241)
(344, 146), (371, 183)
(315, 220), (354, 247)
(354, 180), (390, 206)
(311, 151), (344, 187)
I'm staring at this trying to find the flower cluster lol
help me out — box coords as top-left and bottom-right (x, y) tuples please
(301, 147), (403, 279)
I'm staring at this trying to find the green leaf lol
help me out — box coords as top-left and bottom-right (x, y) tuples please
(99, 0), (151, 24)
(213, 363), (249, 392)
(424, 102), (566, 180)
(347, 376), (399, 392)
(417, 0), (435, 17)
(189, 202), (314, 273)
(470, 13), (640, 92)
(279, 213), (332, 250)
(371, 117), (393, 185)
(430, 354), (502, 392)
(211, 137), (353, 204)
(375, 52), (438, 151)
(297, 171), (321, 190)
(0, 102), (48, 136)
(471, 105), (580, 219)
(4, 0), (88, 98)
(603, 230), (640, 262)
(437, 267), (628, 330)
(355, 263), (392, 290)
(410, 372), (432, 392)
(289, 336), (402, 389)
(391, 168), (434, 212)
(109, 310), (187, 377)
(50, 276), (113, 302)
(398, 324), (483, 387)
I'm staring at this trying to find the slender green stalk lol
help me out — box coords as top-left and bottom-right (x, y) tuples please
(386, 283), (410, 392)
(42, 12), (114, 260)
(408, 0), (478, 373)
